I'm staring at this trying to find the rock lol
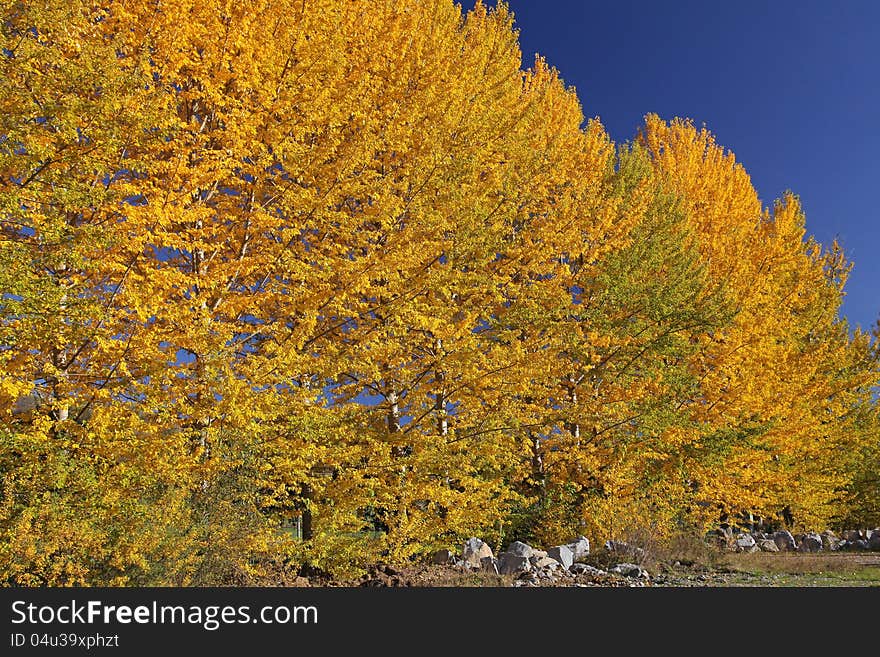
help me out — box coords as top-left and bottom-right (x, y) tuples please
(610, 563), (650, 579)
(757, 539), (779, 553)
(798, 532), (823, 553)
(706, 532), (731, 550)
(735, 533), (756, 551)
(567, 536), (591, 560)
(841, 529), (861, 542)
(498, 553), (531, 575)
(505, 541), (534, 558)
(531, 549), (548, 559)
(838, 539), (870, 552)
(716, 526), (734, 541)
(480, 556), (499, 575)
(821, 531), (841, 552)
(869, 533), (880, 551)
(772, 530), (797, 552)
(604, 540), (645, 561)
(431, 549), (456, 565)
(548, 544), (575, 569)
(532, 556), (560, 570)
(570, 563), (605, 577)
(462, 537), (493, 567)
(291, 576), (311, 587)
(381, 564), (403, 577)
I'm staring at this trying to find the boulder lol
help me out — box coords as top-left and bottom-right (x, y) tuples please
(570, 563), (605, 577)
(548, 544), (575, 570)
(841, 530), (861, 542)
(505, 541), (534, 558)
(757, 539), (779, 553)
(610, 563), (650, 579)
(431, 549), (456, 565)
(716, 526), (734, 544)
(567, 536), (591, 560)
(735, 533), (756, 551)
(869, 532), (880, 551)
(480, 556), (499, 575)
(604, 540), (645, 561)
(532, 556), (560, 570)
(772, 530), (797, 552)
(821, 531), (841, 552)
(497, 553), (531, 575)
(798, 532), (823, 553)
(838, 539), (869, 552)
(531, 549), (548, 559)
(462, 538), (493, 567)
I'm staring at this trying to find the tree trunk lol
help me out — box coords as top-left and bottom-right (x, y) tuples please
(301, 483), (313, 541)
(434, 339), (447, 437)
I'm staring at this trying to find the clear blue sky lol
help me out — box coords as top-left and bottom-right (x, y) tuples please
(464, 0), (880, 331)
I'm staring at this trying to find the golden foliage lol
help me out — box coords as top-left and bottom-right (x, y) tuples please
(1, 0), (877, 584)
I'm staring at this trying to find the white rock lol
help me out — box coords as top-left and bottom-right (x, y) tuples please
(610, 563), (650, 579)
(498, 553), (531, 575)
(547, 544), (575, 569)
(505, 541), (534, 558)
(772, 530), (797, 551)
(462, 537), (493, 567)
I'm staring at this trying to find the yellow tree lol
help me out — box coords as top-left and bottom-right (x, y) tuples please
(504, 143), (732, 544)
(0, 0), (196, 585)
(638, 116), (880, 532)
(0, 0), (630, 580)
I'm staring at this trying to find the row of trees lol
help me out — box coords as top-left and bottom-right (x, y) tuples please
(2, 0), (878, 584)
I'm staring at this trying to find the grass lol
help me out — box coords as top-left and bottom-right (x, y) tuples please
(701, 552), (880, 587)
(721, 551), (879, 573)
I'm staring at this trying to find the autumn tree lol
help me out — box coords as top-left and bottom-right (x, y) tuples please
(638, 116), (880, 532)
(2, 1), (877, 586)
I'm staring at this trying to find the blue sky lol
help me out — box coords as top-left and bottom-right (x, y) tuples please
(464, 0), (880, 331)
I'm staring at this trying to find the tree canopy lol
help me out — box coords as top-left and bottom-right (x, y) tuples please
(1, 0), (877, 584)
